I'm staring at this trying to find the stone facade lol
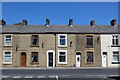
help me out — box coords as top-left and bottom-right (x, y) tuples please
(1, 33), (101, 67)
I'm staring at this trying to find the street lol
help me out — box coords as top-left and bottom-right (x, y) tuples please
(1, 68), (120, 80)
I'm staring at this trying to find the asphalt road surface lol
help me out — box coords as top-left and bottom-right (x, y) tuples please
(1, 68), (120, 80)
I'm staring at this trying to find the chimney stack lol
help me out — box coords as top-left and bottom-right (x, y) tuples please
(90, 20), (95, 27)
(1, 19), (6, 26)
(22, 20), (28, 25)
(111, 19), (117, 26)
(45, 18), (50, 26)
(69, 19), (73, 26)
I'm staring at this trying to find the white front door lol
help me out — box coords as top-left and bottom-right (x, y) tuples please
(102, 52), (107, 67)
(76, 54), (81, 67)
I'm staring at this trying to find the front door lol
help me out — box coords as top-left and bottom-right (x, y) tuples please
(48, 52), (54, 67)
(21, 52), (26, 67)
(76, 53), (81, 67)
(102, 52), (107, 67)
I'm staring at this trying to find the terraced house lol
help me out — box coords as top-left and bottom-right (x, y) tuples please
(0, 19), (119, 68)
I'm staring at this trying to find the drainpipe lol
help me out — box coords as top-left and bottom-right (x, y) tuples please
(54, 34), (57, 67)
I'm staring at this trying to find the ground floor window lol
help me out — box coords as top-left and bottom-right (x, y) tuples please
(31, 52), (38, 63)
(4, 51), (12, 63)
(58, 50), (67, 64)
(112, 51), (119, 62)
(86, 52), (94, 63)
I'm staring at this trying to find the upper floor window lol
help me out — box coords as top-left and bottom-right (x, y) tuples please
(86, 36), (93, 46)
(112, 35), (119, 46)
(3, 51), (12, 63)
(31, 52), (38, 63)
(58, 34), (67, 47)
(112, 51), (119, 62)
(5, 35), (12, 46)
(86, 52), (94, 63)
(31, 35), (39, 46)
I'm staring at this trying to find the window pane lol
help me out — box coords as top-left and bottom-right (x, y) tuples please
(60, 39), (65, 45)
(4, 52), (11, 62)
(5, 37), (12, 46)
(6, 36), (11, 38)
(60, 36), (65, 38)
(59, 52), (66, 62)
(59, 56), (66, 62)
(116, 39), (118, 45)
(87, 36), (93, 45)
(31, 35), (39, 46)
(31, 52), (38, 62)
(112, 52), (119, 62)
(4, 56), (11, 62)
(87, 52), (93, 62)
(112, 35), (119, 45)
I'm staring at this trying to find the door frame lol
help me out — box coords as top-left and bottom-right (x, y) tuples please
(76, 52), (81, 67)
(102, 52), (107, 67)
(47, 50), (55, 67)
(20, 52), (27, 67)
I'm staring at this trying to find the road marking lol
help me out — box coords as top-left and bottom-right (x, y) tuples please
(37, 76), (45, 78)
(12, 76), (21, 78)
(49, 75), (56, 78)
(24, 76), (33, 78)
(56, 76), (58, 80)
(2, 76), (9, 78)
(109, 75), (119, 77)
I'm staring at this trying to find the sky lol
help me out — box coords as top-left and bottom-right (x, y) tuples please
(2, 2), (118, 25)
(1, 0), (120, 2)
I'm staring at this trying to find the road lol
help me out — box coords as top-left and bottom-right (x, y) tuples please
(1, 68), (120, 80)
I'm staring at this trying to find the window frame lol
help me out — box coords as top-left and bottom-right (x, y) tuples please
(112, 35), (119, 46)
(58, 50), (67, 64)
(4, 35), (12, 46)
(58, 34), (67, 47)
(3, 50), (12, 64)
(86, 36), (93, 46)
(112, 51), (119, 62)
(31, 35), (39, 46)
(86, 51), (94, 63)
(31, 52), (39, 63)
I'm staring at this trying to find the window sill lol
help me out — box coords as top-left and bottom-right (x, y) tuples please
(30, 62), (39, 65)
(2, 62), (12, 64)
(58, 62), (67, 64)
(85, 45), (94, 48)
(111, 62), (120, 64)
(111, 45), (120, 47)
(58, 45), (67, 48)
(4, 46), (12, 47)
(86, 62), (94, 64)
(30, 45), (39, 47)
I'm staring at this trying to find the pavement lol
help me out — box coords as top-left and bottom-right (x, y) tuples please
(1, 67), (119, 69)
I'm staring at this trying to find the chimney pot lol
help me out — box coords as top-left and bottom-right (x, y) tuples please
(1, 19), (6, 26)
(69, 19), (73, 26)
(90, 20), (95, 26)
(22, 20), (28, 25)
(45, 18), (50, 26)
(111, 19), (116, 26)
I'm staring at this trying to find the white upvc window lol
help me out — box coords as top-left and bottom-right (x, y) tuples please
(112, 35), (119, 46)
(58, 34), (67, 47)
(58, 50), (67, 64)
(112, 51), (119, 62)
(5, 35), (12, 46)
(3, 51), (12, 64)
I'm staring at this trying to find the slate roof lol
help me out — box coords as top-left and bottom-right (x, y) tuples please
(0, 25), (119, 34)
